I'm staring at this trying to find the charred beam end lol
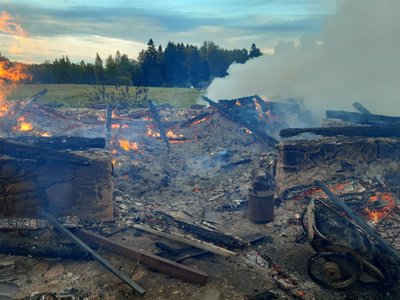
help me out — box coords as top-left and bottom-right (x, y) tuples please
(179, 110), (214, 128)
(326, 110), (400, 125)
(0, 139), (90, 165)
(352, 102), (371, 115)
(41, 211), (146, 295)
(314, 181), (400, 265)
(148, 99), (170, 150)
(75, 230), (208, 285)
(201, 96), (278, 145)
(279, 126), (400, 138)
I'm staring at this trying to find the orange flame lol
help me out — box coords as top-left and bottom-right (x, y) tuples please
(363, 192), (396, 223)
(14, 115), (33, 132)
(253, 98), (264, 119)
(119, 139), (139, 152)
(235, 100), (241, 106)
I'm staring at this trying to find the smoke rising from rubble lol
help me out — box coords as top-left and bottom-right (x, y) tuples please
(206, 0), (400, 117)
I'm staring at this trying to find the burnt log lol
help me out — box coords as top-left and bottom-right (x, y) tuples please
(219, 95), (300, 114)
(11, 136), (105, 151)
(0, 139), (90, 165)
(201, 96), (278, 145)
(280, 126), (400, 138)
(0, 234), (90, 259)
(326, 110), (400, 125)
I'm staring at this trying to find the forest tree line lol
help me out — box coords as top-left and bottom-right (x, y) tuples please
(27, 39), (262, 87)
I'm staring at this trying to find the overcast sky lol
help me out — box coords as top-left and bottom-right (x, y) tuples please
(0, 0), (335, 63)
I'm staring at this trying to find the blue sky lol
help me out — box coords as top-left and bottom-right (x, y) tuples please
(0, 0), (335, 63)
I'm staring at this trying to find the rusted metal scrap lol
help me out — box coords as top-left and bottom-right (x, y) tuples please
(74, 229), (208, 285)
(41, 210), (145, 295)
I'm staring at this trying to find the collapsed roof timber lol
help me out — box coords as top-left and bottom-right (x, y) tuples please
(0, 92), (400, 299)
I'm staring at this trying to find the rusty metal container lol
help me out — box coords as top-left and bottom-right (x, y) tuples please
(249, 181), (274, 223)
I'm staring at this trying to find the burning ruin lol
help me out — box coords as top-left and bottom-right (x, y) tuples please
(0, 78), (400, 299)
(0, 3), (400, 298)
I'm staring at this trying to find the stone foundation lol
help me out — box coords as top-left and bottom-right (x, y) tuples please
(0, 150), (113, 220)
(276, 137), (400, 196)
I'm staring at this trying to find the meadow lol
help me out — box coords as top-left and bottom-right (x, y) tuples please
(8, 84), (205, 108)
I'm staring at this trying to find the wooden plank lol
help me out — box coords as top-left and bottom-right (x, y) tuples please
(133, 224), (237, 257)
(75, 229), (208, 285)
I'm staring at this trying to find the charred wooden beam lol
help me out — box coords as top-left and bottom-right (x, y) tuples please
(148, 99), (170, 150)
(352, 102), (371, 115)
(0, 139), (90, 165)
(174, 220), (247, 249)
(11, 136), (105, 151)
(179, 110), (214, 128)
(41, 211), (146, 295)
(105, 103), (113, 151)
(201, 96), (278, 145)
(314, 181), (400, 265)
(133, 224), (236, 256)
(279, 125), (400, 138)
(75, 230), (208, 285)
(0, 234), (90, 260)
(326, 110), (400, 125)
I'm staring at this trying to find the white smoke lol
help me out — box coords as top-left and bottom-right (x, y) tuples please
(207, 0), (400, 117)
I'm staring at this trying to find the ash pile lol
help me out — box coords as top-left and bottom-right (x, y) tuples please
(0, 91), (400, 300)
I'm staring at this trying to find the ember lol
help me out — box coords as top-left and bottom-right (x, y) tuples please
(118, 139), (139, 152)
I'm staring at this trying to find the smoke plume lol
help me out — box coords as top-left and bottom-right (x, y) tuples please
(206, 0), (400, 117)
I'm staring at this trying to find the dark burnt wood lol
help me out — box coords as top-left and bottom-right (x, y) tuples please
(280, 125), (400, 138)
(326, 110), (400, 125)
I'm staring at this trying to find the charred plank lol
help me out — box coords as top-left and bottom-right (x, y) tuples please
(280, 126), (400, 138)
(75, 229), (208, 285)
(41, 211), (146, 295)
(326, 110), (400, 125)
(0, 139), (90, 165)
(148, 99), (170, 149)
(12, 136), (105, 151)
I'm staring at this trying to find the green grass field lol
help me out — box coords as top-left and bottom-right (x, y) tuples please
(8, 84), (205, 108)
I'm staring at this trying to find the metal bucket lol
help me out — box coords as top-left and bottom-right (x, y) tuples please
(249, 181), (274, 223)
